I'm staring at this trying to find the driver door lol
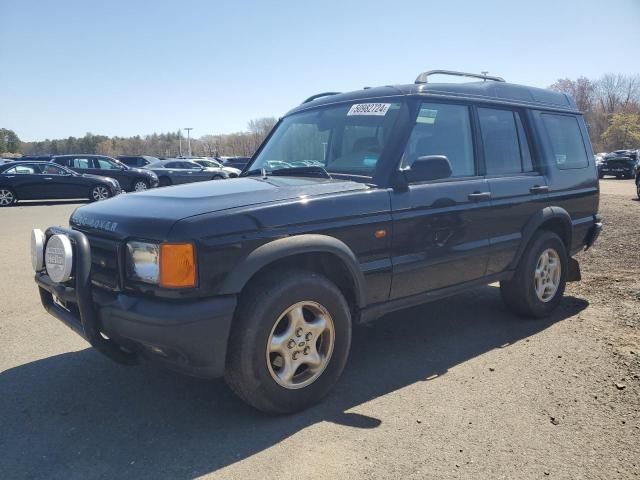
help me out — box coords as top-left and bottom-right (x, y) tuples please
(390, 101), (492, 299)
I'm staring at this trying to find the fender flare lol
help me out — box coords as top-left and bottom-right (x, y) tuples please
(219, 234), (367, 308)
(509, 206), (572, 269)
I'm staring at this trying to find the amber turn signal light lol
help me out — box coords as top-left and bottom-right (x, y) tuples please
(160, 243), (196, 288)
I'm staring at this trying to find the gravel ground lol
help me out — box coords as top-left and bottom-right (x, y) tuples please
(0, 182), (638, 480)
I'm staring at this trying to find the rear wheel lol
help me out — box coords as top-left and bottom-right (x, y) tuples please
(500, 231), (567, 318)
(90, 184), (111, 202)
(0, 188), (16, 206)
(225, 268), (352, 414)
(132, 179), (149, 191)
(636, 179), (640, 200)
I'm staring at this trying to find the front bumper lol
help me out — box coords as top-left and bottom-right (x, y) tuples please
(600, 166), (634, 176)
(34, 227), (236, 378)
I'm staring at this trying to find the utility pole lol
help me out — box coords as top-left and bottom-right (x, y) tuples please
(178, 130), (183, 157)
(481, 71), (489, 82)
(184, 128), (193, 157)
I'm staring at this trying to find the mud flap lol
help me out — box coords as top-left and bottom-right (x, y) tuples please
(567, 257), (581, 282)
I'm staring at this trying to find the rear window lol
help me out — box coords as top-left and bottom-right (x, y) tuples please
(541, 114), (588, 169)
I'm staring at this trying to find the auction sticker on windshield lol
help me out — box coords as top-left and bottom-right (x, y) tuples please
(347, 103), (391, 116)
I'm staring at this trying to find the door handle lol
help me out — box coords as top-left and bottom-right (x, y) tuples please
(530, 185), (549, 194)
(43, 177), (53, 180)
(468, 191), (492, 201)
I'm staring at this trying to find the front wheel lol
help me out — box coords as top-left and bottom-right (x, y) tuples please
(636, 179), (640, 200)
(225, 268), (352, 414)
(0, 187), (16, 207)
(132, 179), (149, 192)
(500, 231), (567, 318)
(90, 184), (111, 202)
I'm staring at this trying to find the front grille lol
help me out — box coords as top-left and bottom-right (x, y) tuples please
(86, 235), (122, 290)
(606, 159), (634, 168)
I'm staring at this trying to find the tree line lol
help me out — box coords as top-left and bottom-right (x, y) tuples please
(14, 117), (278, 158)
(549, 73), (640, 152)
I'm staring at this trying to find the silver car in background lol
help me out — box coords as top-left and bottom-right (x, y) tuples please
(145, 159), (234, 187)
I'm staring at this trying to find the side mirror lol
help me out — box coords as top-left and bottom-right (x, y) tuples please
(403, 155), (452, 183)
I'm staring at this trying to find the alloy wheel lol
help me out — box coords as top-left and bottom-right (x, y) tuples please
(92, 186), (110, 201)
(266, 301), (335, 390)
(534, 248), (561, 302)
(133, 181), (148, 192)
(0, 189), (15, 206)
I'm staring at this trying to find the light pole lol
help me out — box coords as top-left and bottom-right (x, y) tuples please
(184, 128), (193, 157)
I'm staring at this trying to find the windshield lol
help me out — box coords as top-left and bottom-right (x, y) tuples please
(249, 101), (402, 177)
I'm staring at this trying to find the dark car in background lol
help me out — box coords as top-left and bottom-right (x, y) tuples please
(146, 159), (232, 186)
(220, 156), (251, 170)
(0, 161), (121, 206)
(117, 155), (160, 168)
(52, 154), (159, 192)
(598, 150), (639, 179)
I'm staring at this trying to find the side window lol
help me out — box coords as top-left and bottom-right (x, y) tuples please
(96, 158), (119, 170)
(401, 103), (475, 177)
(478, 108), (533, 175)
(5, 165), (37, 174)
(72, 157), (91, 169)
(164, 162), (177, 168)
(541, 114), (588, 169)
(41, 164), (66, 175)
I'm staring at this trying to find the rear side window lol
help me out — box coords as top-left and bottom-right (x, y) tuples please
(478, 108), (533, 175)
(71, 158), (91, 169)
(541, 114), (588, 169)
(401, 102), (475, 177)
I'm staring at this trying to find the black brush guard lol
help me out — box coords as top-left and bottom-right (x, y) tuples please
(35, 226), (138, 365)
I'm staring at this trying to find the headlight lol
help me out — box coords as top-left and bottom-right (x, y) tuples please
(126, 241), (160, 284)
(126, 241), (196, 288)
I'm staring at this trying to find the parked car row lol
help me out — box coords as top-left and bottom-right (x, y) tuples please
(0, 153), (249, 206)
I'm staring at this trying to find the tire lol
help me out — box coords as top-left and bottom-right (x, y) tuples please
(89, 184), (111, 202)
(132, 178), (149, 192)
(212, 175), (224, 180)
(500, 231), (567, 318)
(225, 268), (352, 414)
(0, 187), (16, 207)
(159, 177), (171, 187)
(636, 179), (640, 200)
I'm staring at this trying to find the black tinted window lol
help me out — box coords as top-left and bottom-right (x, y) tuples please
(478, 108), (533, 174)
(541, 114), (588, 169)
(402, 103), (475, 177)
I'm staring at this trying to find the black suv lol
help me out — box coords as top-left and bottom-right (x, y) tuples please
(52, 154), (159, 192)
(31, 70), (601, 414)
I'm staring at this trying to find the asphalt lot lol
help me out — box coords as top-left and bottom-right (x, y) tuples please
(1, 180), (638, 479)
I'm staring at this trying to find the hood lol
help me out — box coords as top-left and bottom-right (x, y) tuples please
(70, 176), (368, 240)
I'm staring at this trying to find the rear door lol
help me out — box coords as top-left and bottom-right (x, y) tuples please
(477, 107), (549, 274)
(2, 163), (43, 199)
(390, 101), (492, 298)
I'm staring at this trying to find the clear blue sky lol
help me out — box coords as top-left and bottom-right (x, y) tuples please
(2, 0), (639, 141)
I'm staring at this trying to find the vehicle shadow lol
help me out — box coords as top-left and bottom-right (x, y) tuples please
(0, 286), (588, 479)
(15, 199), (89, 207)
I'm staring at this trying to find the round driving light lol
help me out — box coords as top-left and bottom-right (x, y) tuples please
(45, 234), (73, 283)
(31, 229), (46, 271)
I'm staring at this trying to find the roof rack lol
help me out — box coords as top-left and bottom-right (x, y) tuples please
(302, 92), (341, 104)
(415, 70), (505, 84)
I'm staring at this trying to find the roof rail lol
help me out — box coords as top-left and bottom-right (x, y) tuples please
(302, 92), (341, 104)
(415, 70), (505, 84)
